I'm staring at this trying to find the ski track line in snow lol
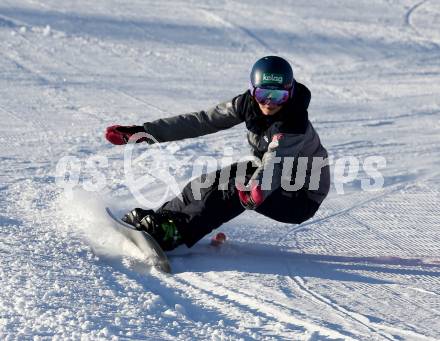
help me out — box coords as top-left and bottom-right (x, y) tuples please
(285, 272), (434, 341)
(405, 0), (429, 35)
(347, 213), (408, 253)
(169, 272), (359, 340)
(146, 271), (293, 339)
(115, 90), (171, 116)
(0, 47), (52, 85)
(381, 284), (440, 319)
(198, 8), (276, 54)
(404, 0), (440, 49)
(155, 272), (274, 323)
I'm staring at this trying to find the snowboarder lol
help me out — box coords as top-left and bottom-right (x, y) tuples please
(105, 56), (330, 251)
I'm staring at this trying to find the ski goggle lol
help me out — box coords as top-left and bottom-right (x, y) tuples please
(253, 87), (290, 105)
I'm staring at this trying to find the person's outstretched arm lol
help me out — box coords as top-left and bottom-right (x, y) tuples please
(105, 94), (244, 145)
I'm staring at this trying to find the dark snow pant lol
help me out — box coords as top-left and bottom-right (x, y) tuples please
(157, 162), (320, 248)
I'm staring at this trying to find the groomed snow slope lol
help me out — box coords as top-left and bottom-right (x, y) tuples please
(0, 0), (439, 340)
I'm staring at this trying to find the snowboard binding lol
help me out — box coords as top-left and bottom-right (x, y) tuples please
(122, 208), (183, 251)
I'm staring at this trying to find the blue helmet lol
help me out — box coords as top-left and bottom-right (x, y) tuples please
(250, 56), (295, 91)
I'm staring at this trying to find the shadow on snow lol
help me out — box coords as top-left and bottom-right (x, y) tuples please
(169, 242), (440, 284)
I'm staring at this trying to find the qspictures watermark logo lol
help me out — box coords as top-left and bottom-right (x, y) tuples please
(55, 132), (387, 206)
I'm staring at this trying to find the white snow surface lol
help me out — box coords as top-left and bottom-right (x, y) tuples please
(1, 0), (440, 340)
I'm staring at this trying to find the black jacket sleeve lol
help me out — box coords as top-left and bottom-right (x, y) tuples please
(143, 95), (244, 142)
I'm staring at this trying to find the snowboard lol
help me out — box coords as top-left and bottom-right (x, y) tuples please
(105, 207), (172, 273)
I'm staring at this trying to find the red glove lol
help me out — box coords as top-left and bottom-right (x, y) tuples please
(236, 181), (264, 209)
(105, 125), (148, 145)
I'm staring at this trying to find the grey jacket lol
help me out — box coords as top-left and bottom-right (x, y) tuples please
(144, 85), (330, 204)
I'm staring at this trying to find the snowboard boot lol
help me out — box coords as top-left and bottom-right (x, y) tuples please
(122, 208), (183, 251)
